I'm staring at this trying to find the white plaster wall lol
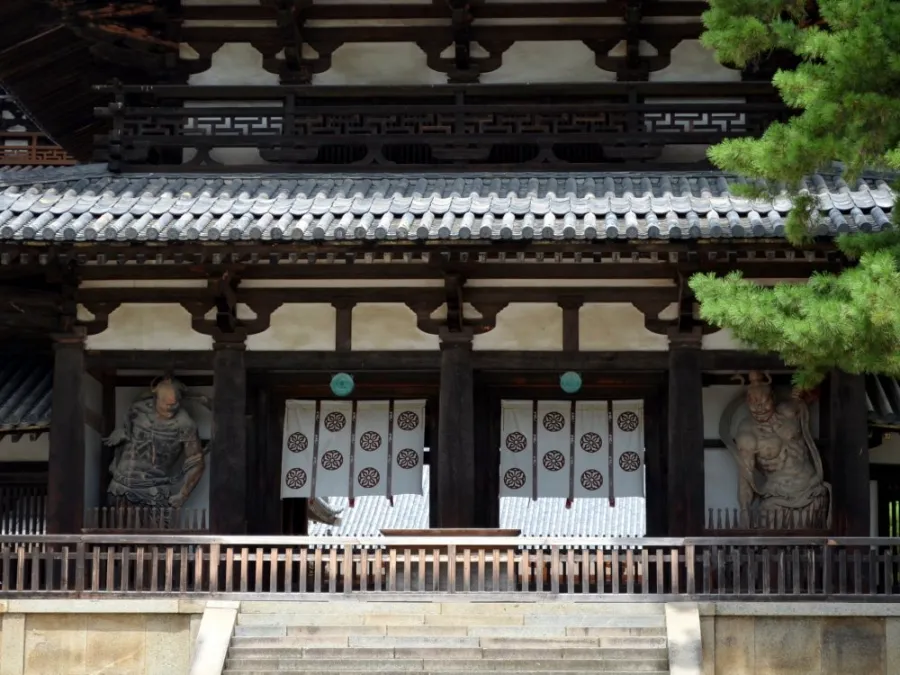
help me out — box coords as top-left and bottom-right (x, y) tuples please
(316, 43), (445, 85)
(473, 304), (563, 351)
(351, 303), (439, 350)
(705, 448), (741, 514)
(83, 374), (103, 510)
(480, 42), (617, 84)
(112, 386), (213, 514)
(84, 304), (213, 351)
(0, 436), (48, 462)
(579, 303), (668, 351)
(246, 304), (336, 350)
(650, 41), (741, 82)
(702, 328), (750, 350)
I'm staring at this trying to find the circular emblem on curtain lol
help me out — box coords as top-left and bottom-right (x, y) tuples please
(579, 432), (603, 453)
(397, 411), (420, 431)
(503, 468), (527, 490)
(324, 411), (347, 432)
(619, 451), (642, 472)
(580, 469), (604, 491)
(287, 432), (308, 453)
(357, 467), (381, 489)
(330, 373), (355, 397)
(505, 431), (528, 453)
(320, 450), (344, 471)
(396, 448), (419, 469)
(359, 431), (382, 452)
(542, 450), (566, 472)
(542, 411), (566, 432)
(285, 468), (307, 490)
(617, 411), (640, 432)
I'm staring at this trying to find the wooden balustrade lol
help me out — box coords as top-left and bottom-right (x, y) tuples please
(0, 535), (896, 599)
(706, 507), (830, 533)
(84, 507), (208, 533)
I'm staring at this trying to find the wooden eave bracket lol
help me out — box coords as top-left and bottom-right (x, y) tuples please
(409, 273), (506, 335)
(419, 0), (509, 82)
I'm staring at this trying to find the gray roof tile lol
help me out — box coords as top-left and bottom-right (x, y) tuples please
(0, 348), (52, 432)
(0, 165), (894, 243)
(309, 466), (646, 538)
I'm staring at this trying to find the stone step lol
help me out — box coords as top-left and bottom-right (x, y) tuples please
(227, 646), (668, 661)
(236, 614), (666, 628)
(230, 636), (666, 651)
(224, 671), (669, 675)
(233, 625), (667, 639)
(224, 659), (669, 672)
(231, 634), (666, 649)
(239, 602), (665, 617)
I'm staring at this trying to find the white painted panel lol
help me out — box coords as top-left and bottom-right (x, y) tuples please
(112, 386), (213, 513)
(579, 303), (668, 350)
(83, 374), (103, 510)
(480, 42), (617, 84)
(246, 304), (336, 351)
(86, 304), (213, 350)
(704, 448), (741, 513)
(315, 43), (445, 85)
(351, 304), (439, 351)
(473, 304), (562, 351)
(188, 43), (279, 86)
(703, 385), (743, 440)
(0, 436), (48, 462)
(702, 328), (750, 350)
(650, 40), (741, 82)
(240, 279), (444, 289)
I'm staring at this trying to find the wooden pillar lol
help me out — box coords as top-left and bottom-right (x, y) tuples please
(644, 393), (667, 536)
(666, 332), (705, 536)
(47, 329), (87, 534)
(432, 330), (476, 528)
(828, 370), (870, 535)
(211, 341), (248, 534)
(473, 384), (500, 528)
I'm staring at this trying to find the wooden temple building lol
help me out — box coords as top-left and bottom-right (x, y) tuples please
(0, 0), (894, 541)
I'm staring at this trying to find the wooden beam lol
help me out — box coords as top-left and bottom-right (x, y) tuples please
(433, 330), (476, 528)
(828, 370), (870, 536)
(47, 329), (86, 534)
(666, 332), (704, 536)
(84, 349), (787, 374)
(644, 392), (667, 536)
(210, 343), (248, 534)
(473, 384), (500, 528)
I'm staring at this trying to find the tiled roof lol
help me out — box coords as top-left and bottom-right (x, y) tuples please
(0, 348), (52, 432)
(309, 466), (646, 538)
(867, 375), (900, 429)
(0, 165), (894, 243)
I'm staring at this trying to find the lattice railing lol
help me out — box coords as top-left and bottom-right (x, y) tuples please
(0, 536), (897, 599)
(93, 82), (791, 172)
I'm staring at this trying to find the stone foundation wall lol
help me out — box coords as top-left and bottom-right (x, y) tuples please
(701, 604), (900, 675)
(0, 600), (203, 675)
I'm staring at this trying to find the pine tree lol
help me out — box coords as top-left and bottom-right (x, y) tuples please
(689, 0), (900, 388)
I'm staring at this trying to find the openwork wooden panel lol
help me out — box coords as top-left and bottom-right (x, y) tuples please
(0, 535), (898, 598)
(0, 88), (74, 166)
(94, 83), (791, 172)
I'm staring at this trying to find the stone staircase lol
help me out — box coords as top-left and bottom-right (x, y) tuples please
(222, 601), (670, 674)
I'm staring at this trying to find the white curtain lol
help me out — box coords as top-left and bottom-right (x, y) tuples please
(501, 399), (645, 502)
(281, 399), (426, 499)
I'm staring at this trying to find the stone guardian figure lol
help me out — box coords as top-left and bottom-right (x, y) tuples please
(720, 371), (831, 529)
(105, 377), (207, 509)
